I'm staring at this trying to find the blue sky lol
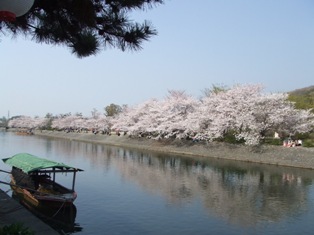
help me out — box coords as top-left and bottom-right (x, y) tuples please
(1, 0), (314, 118)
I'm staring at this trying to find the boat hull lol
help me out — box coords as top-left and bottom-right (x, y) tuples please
(10, 177), (77, 208)
(11, 191), (81, 233)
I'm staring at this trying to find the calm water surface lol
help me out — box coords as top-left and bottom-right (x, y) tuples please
(1, 131), (314, 235)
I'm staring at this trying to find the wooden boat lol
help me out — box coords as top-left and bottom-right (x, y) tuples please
(14, 128), (34, 135)
(2, 153), (83, 207)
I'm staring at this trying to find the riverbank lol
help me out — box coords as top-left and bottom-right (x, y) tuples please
(0, 189), (58, 234)
(33, 130), (314, 170)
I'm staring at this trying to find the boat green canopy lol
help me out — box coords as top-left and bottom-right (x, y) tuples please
(2, 153), (83, 174)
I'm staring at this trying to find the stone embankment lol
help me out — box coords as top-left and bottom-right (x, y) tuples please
(34, 130), (314, 170)
(0, 190), (58, 234)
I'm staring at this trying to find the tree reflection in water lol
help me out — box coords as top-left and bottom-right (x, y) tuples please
(37, 138), (314, 229)
(107, 149), (312, 227)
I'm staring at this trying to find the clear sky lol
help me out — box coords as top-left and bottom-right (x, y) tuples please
(1, 0), (314, 118)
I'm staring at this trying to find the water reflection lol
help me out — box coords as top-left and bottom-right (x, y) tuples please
(3, 132), (314, 234)
(12, 191), (82, 234)
(113, 150), (311, 227)
(46, 137), (314, 227)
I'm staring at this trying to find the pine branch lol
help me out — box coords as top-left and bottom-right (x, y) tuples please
(0, 0), (164, 57)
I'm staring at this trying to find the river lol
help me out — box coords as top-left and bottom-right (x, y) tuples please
(1, 131), (314, 235)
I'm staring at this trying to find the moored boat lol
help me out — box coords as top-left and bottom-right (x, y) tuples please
(2, 153), (83, 207)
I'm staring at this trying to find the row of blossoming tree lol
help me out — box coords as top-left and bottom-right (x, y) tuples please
(8, 84), (314, 145)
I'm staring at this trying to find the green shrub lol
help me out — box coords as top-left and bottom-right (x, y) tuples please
(293, 132), (311, 140)
(263, 138), (282, 146)
(302, 139), (314, 147)
(216, 130), (245, 144)
(0, 223), (34, 235)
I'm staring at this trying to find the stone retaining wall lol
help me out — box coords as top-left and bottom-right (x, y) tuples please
(34, 130), (314, 170)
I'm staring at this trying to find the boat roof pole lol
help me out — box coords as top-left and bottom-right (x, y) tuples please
(53, 167), (56, 182)
(72, 170), (77, 191)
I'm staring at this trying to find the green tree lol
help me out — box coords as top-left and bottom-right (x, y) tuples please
(0, 116), (8, 128)
(45, 113), (54, 119)
(1, 0), (164, 58)
(105, 103), (122, 116)
(288, 87), (314, 113)
(43, 113), (55, 130)
(202, 84), (228, 97)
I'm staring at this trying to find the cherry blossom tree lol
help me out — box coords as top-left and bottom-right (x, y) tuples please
(111, 98), (160, 136)
(7, 84), (314, 146)
(86, 112), (111, 133)
(112, 84), (314, 145)
(197, 84), (314, 145)
(8, 116), (48, 129)
(51, 115), (85, 131)
(112, 90), (200, 139)
(50, 110), (112, 133)
(156, 90), (200, 139)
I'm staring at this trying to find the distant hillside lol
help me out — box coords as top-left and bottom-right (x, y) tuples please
(288, 85), (314, 112)
(288, 85), (314, 96)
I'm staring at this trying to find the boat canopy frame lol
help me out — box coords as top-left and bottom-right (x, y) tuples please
(2, 153), (83, 190)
